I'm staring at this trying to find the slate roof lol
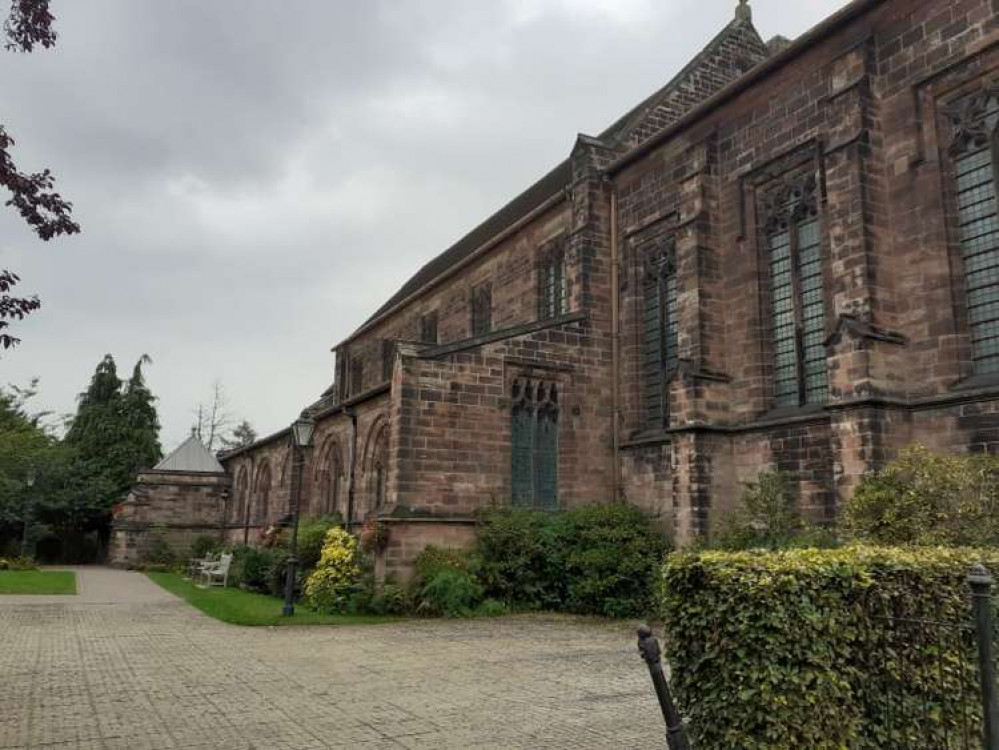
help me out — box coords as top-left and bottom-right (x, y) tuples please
(346, 11), (768, 340)
(153, 433), (225, 474)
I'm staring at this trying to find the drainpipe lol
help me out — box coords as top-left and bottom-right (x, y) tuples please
(345, 408), (358, 530)
(610, 180), (621, 503)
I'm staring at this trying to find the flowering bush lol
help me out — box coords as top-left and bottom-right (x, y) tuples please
(304, 527), (361, 613)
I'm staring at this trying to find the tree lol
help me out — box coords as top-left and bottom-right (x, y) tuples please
(0, 380), (70, 556)
(0, 0), (80, 351)
(62, 354), (162, 540)
(193, 381), (255, 451)
(220, 420), (257, 451)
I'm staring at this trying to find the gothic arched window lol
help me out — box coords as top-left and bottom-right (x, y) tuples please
(231, 467), (249, 525)
(511, 378), (559, 510)
(642, 239), (678, 431)
(252, 463), (271, 524)
(948, 90), (999, 375)
(315, 440), (343, 517)
(761, 171), (828, 407)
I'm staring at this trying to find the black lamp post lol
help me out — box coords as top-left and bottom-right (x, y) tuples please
(282, 415), (315, 616)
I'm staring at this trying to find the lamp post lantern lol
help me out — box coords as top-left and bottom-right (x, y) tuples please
(282, 415), (315, 616)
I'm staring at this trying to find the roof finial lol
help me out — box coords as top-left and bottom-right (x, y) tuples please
(735, 0), (752, 22)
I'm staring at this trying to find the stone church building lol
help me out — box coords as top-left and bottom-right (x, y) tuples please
(125, 0), (999, 575)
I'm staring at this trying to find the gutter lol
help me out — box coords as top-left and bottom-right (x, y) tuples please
(605, 0), (886, 176)
(610, 182), (621, 503)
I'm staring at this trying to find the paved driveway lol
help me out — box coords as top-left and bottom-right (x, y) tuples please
(0, 568), (664, 749)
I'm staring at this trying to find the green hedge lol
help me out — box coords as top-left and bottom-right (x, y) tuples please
(661, 547), (998, 750)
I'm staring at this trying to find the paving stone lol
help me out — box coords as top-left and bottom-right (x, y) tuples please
(0, 567), (664, 749)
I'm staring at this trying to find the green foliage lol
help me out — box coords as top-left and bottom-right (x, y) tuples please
(555, 503), (668, 617)
(475, 598), (509, 617)
(142, 526), (175, 565)
(296, 514), (344, 572)
(414, 545), (475, 581)
(416, 568), (483, 617)
(146, 571), (400, 627)
(189, 534), (221, 560)
(230, 545), (278, 592)
(709, 469), (834, 551)
(474, 509), (563, 610)
(0, 555), (35, 570)
(370, 582), (411, 616)
(475, 504), (667, 617)
(304, 527), (361, 613)
(661, 546), (997, 750)
(845, 444), (999, 546)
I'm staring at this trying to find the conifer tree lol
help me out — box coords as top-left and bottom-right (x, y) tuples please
(63, 354), (162, 536)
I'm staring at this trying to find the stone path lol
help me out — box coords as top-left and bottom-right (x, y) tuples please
(0, 567), (665, 749)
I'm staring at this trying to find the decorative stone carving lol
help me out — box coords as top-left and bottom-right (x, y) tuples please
(761, 171), (819, 233)
(946, 90), (999, 156)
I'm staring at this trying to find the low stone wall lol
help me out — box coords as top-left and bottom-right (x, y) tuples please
(375, 517), (477, 582)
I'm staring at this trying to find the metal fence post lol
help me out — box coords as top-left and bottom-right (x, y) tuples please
(637, 625), (692, 750)
(969, 563), (999, 750)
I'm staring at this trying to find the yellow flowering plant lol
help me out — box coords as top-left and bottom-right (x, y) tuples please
(303, 527), (361, 613)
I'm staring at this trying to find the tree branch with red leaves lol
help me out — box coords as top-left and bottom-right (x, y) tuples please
(1, 0), (79, 351)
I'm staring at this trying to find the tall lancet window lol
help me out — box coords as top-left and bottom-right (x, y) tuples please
(948, 91), (999, 375)
(642, 239), (679, 431)
(538, 241), (568, 320)
(762, 172), (828, 407)
(511, 378), (558, 510)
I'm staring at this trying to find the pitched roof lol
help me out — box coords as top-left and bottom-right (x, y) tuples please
(153, 433), (225, 474)
(344, 11), (768, 342)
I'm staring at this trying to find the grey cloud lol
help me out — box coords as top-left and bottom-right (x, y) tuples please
(0, 0), (848, 450)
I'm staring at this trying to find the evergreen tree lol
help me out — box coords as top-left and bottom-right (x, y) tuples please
(62, 354), (162, 539)
(220, 420), (257, 451)
(121, 355), (161, 470)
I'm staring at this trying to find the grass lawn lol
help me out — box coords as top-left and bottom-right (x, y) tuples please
(146, 571), (402, 627)
(0, 570), (76, 595)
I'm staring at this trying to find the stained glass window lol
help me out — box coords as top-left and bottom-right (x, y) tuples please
(538, 244), (568, 320)
(762, 172), (828, 407)
(420, 311), (438, 344)
(642, 240), (679, 430)
(511, 378), (558, 510)
(949, 92), (999, 375)
(471, 283), (492, 336)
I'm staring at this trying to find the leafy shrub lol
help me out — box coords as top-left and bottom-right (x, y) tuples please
(371, 582), (410, 615)
(709, 469), (834, 550)
(189, 534), (221, 560)
(414, 545), (475, 580)
(661, 546), (997, 750)
(475, 504), (667, 616)
(845, 444), (999, 546)
(0, 555), (36, 570)
(230, 545), (278, 592)
(142, 527), (175, 565)
(476, 598), (509, 617)
(304, 527), (361, 613)
(265, 548), (294, 598)
(555, 504), (668, 617)
(296, 514), (344, 573)
(416, 568), (482, 617)
(475, 509), (564, 610)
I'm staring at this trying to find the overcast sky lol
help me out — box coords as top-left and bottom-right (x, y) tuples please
(0, 0), (848, 452)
